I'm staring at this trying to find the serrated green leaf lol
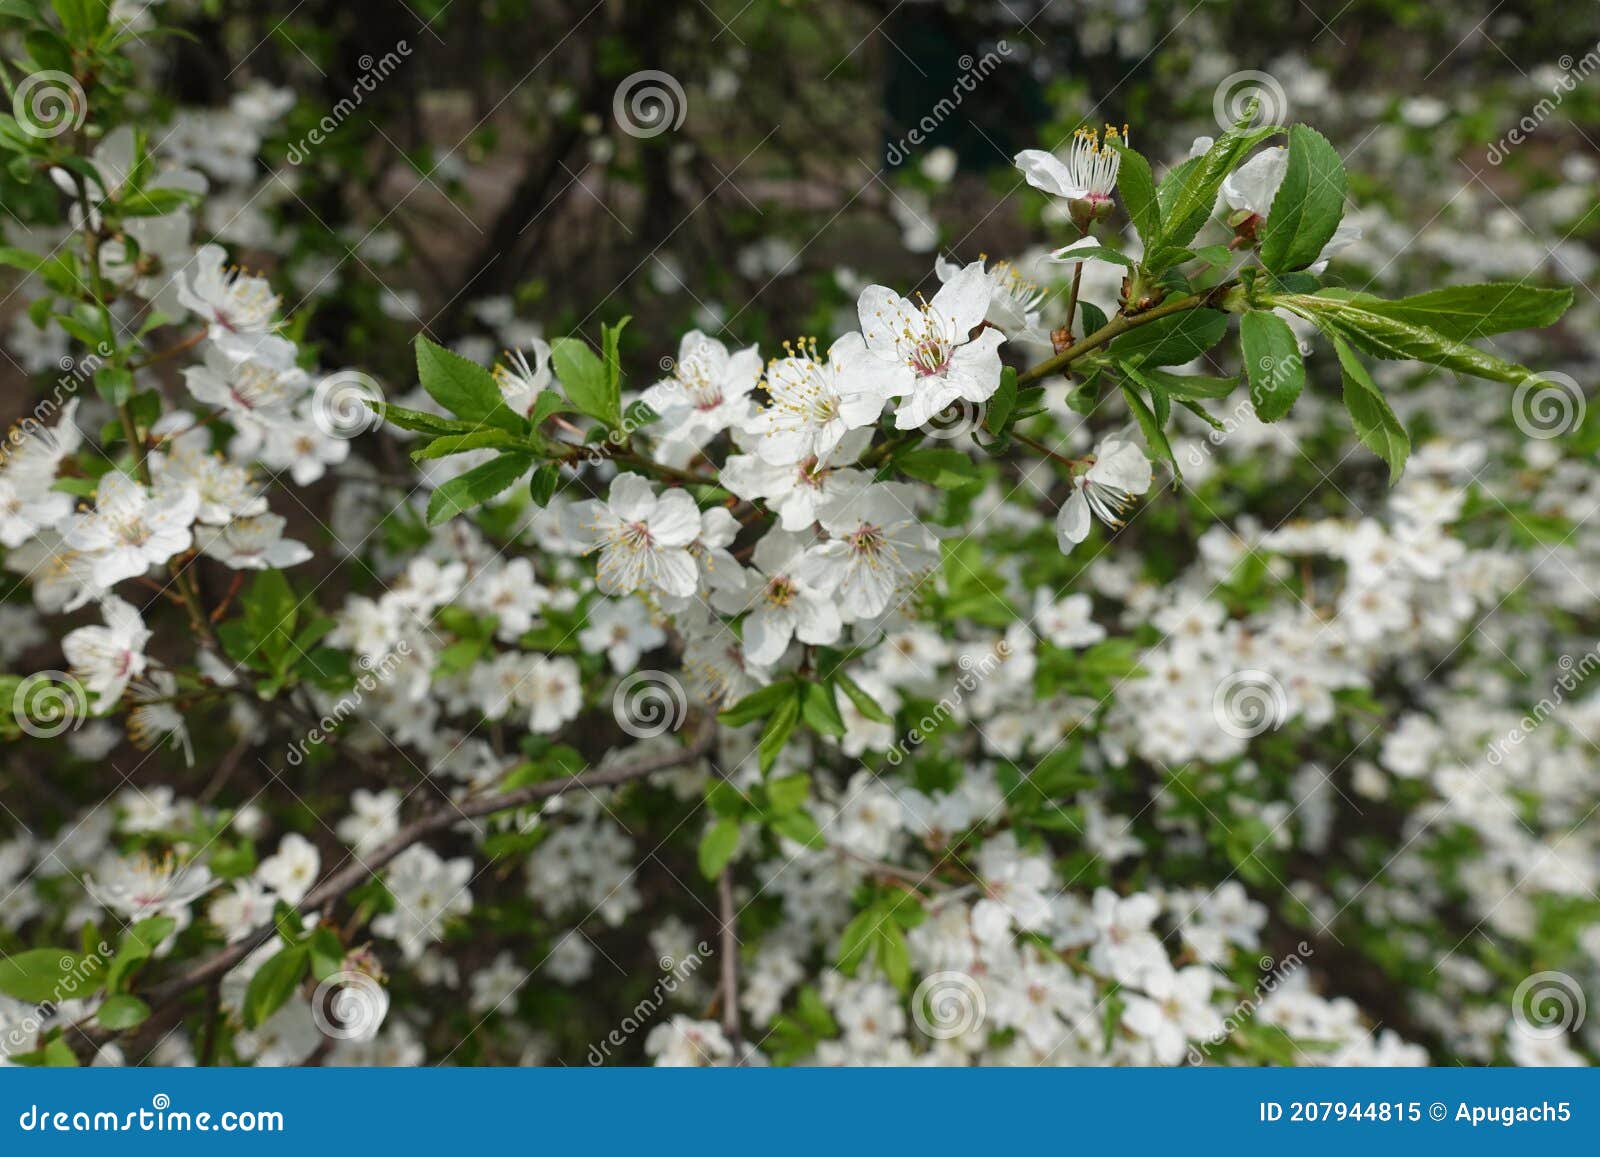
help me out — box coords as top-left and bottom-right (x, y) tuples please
(1239, 310), (1305, 421)
(1118, 377), (1178, 477)
(551, 335), (621, 427)
(1331, 333), (1409, 482)
(425, 452), (535, 526)
(1110, 139), (1160, 250)
(415, 337), (524, 432)
(409, 428), (531, 460)
(1348, 283), (1572, 340)
(1110, 309), (1228, 367)
(1282, 293), (1533, 384)
(1259, 125), (1347, 274)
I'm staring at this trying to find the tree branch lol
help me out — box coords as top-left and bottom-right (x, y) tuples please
(96, 721), (717, 1051)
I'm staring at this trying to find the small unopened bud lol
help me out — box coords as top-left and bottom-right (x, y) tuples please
(1069, 195), (1116, 232)
(1227, 210), (1262, 247)
(1051, 325), (1075, 354)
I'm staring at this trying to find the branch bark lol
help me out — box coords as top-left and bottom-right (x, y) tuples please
(79, 721), (716, 1057)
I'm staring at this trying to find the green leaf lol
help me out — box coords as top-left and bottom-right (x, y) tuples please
(1259, 125), (1347, 274)
(1239, 310), (1305, 421)
(877, 920), (911, 990)
(95, 366), (132, 406)
(410, 428), (531, 460)
(765, 773), (811, 813)
(1280, 293), (1535, 384)
(415, 337), (524, 432)
(769, 809), (824, 847)
(1110, 309), (1228, 367)
(602, 317), (630, 399)
(1123, 367), (1236, 400)
(697, 817), (741, 879)
(758, 692), (801, 773)
(96, 994), (151, 1031)
(425, 452), (535, 526)
(836, 909), (877, 974)
(243, 946), (308, 1029)
(236, 569), (299, 674)
(719, 679), (797, 727)
(835, 672), (892, 725)
(551, 335), (622, 428)
(1154, 155), (1201, 221)
(1054, 243), (1133, 267)
(982, 366), (1017, 435)
(1330, 334), (1409, 482)
(528, 463), (562, 506)
(105, 916), (175, 992)
(800, 680), (846, 738)
(1149, 121), (1281, 267)
(372, 401), (479, 436)
(1110, 139), (1160, 250)
(1346, 283), (1572, 340)
(894, 447), (983, 493)
(0, 949), (90, 1004)
(1118, 378), (1178, 476)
